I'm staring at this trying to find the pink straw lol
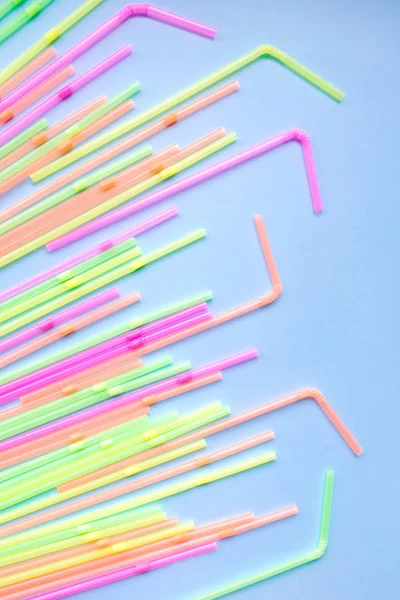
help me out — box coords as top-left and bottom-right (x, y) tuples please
(0, 208), (178, 305)
(0, 289), (120, 356)
(0, 304), (210, 406)
(0, 46), (132, 146)
(0, 5), (215, 114)
(0, 349), (255, 451)
(49, 129), (322, 251)
(27, 542), (217, 600)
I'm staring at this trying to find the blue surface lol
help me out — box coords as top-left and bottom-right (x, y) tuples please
(0, 0), (398, 598)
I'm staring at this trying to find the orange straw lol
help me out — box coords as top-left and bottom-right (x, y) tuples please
(0, 129), (225, 255)
(0, 292), (140, 370)
(0, 47), (57, 100)
(0, 65), (75, 124)
(0, 99), (135, 196)
(0, 96), (107, 172)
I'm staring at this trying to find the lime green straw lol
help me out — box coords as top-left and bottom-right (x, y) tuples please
(0, 0), (29, 22)
(0, 292), (212, 387)
(0, 356), (174, 440)
(0, 510), (168, 568)
(0, 0), (57, 45)
(0, 506), (164, 558)
(0, 406), (230, 528)
(0, 229), (206, 337)
(0, 0), (105, 85)
(0, 239), (138, 314)
(0, 145), (153, 237)
(191, 470), (335, 600)
(0, 119), (48, 160)
(0, 134), (232, 268)
(0, 82), (140, 184)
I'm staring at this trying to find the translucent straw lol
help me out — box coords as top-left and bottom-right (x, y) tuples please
(0, 0), (57, 45)
(0, 47), (56, 99)
(0, 0), (30, 23)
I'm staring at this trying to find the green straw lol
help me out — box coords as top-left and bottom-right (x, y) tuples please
(0, 292), (212, 387)
(0, 0), (105, 85)
(0, 82), (140, 184)
(0, 145), (153, 237)
(0, 238), (138, 314)
(0, 0), (29, 22)
(0, 118), (47, 160)
(191, 470), (335, 600)
(0, 405), (230, 528)
(0, 0), (56, 45)
(0, 133), (232, 268)
(0, 229), (206, 337)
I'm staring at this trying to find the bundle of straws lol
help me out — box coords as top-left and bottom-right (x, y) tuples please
(0, 2), (362, 599)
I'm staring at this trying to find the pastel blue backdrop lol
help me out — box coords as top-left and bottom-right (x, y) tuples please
(0, 0), (398, 598)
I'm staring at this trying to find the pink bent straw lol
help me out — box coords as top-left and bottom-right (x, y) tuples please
(49, 129), (322, 251)
(0, 46), (132, 146)
(0, 304), (210, 406)
(0, 208), (178, 305)
(0, 349), (255, 451)
(0, 289), (120, 356)
(0, 47), (57, 100)
(0, 5), (215, 113)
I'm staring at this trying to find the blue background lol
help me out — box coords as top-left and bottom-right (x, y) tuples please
(0, 0), (398, 598)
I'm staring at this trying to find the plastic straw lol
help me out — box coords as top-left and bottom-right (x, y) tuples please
(0, 207), (175, 304)
(0, 0), (30, 23)
(0, 0), (105, 86)
(191, 471), (335, 600)
(0, 46), (132, 146)
(0, 47), (56, 99)
(0, 65), (75, 124)
(0, 119), (47, 160)
(0, 0), (57, 45)
(0, 4), (215, 112)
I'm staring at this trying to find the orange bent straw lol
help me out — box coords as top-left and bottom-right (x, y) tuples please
(0, 47), (57, 100)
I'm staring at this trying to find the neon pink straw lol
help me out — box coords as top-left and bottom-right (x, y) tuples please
(0, 304), (210, 406)
(50, 129), (322, 251)
(0, 349), (256, 450)
(0, 208), (178, 305)
(0, 289), (120, 356)
(27, 543), (217, 600)
(0, 46), (132, 146)
(0, 6), (216, 113)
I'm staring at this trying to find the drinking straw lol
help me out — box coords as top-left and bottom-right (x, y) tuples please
(191, 471), (335, 600)
(0, 292), (211, 390)
(0, 45), (132, 146)
(0, 0), (57, 45)
(0, 288), (120, 355)
(2, 129), (225, 257)
(0, 4), (215, 113)
(0, 291), (141, 369)
(0, 0), (105, 86)
(0, 64), (75, 124)
(0, 47), (56, 99)
(33, 81), (240, 183)
(0, 96), (107, 172)
(0, 0), (30, 23)
(0, 207), (176, 304)
(0, 83), (140, 192)
(0, 118), (47, 160)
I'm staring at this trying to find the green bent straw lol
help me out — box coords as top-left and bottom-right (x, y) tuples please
(0, 0), (105, 85)
(0, 292), (212, 387)
(0, 119), (48, 160)
(0, 0), (30, 22)
(191, 470), (335, 600)
(0, 0), (57, 45)
(0, 145), (153, 237)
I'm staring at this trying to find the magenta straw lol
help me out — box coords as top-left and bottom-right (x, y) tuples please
(0, 5), (215, 113)
(0, 304), (210, 406)
(0, 208), (178, 305)
(0, 349), (256, 451)
(0, 46), (132, 146)
(28, 542), (217, 600)
(50, 129), (322, 251)
(0, 289), (120, 356)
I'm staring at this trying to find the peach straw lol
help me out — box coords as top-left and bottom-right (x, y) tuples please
(0, 93), (136, 196)
(0, 129), (225, 256)
(0, 47), (57, 100)
(0, 292), (140, 370)
(0, 81), (238, 227)
(0, 96), (107, 172)
(0, 65), (75, 125)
